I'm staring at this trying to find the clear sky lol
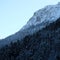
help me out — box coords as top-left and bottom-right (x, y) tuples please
(0, 0), (60, 39)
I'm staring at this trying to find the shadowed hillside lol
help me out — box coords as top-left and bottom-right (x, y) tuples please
(0, 18), (60, 60)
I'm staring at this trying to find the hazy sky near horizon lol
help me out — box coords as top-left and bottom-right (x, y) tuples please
(0, 0), (60, 39)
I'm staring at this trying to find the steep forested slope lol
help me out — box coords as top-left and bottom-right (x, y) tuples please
(0, 18), (60, 60)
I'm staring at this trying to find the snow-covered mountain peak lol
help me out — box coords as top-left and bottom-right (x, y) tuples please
(1, 2), (60, 47)
(22, 3), (60, 30)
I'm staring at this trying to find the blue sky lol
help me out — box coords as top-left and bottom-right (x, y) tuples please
(0, 0), (60, 39)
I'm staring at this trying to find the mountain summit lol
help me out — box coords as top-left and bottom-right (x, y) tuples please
(0, 2), (60, 46)
(0, 2), (60, 60)
(22, 2), (60, 30)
